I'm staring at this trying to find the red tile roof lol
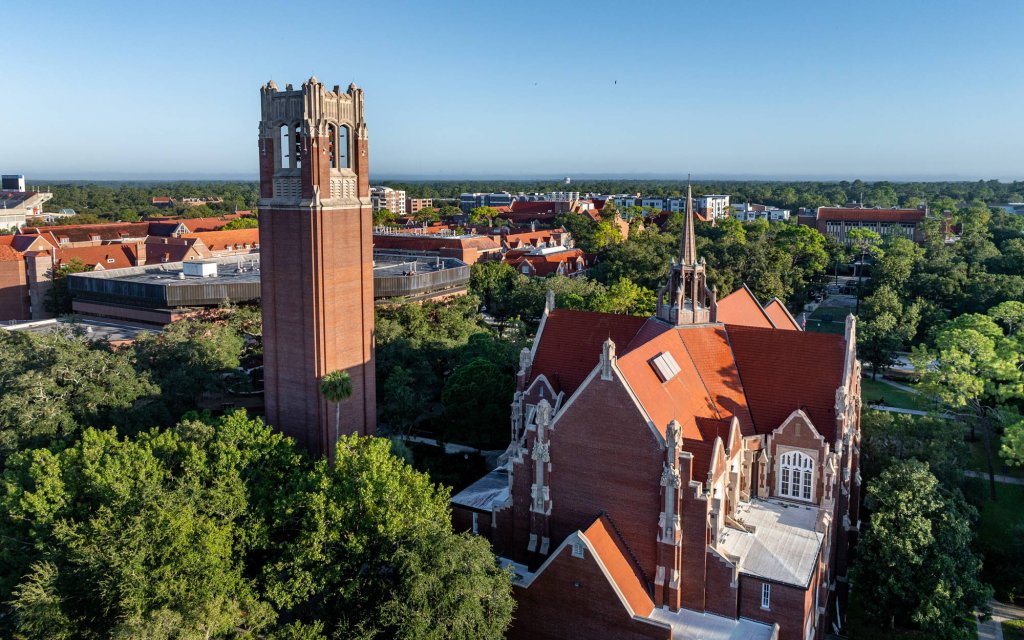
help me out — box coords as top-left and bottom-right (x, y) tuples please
(181, 228), (259, 252)
(531, 309), (648, 395)
(178, 215), (245, 233)
(56, 245), (136, 270)
(764, 298), (801, 331)
(726, 324), (845, 440)
(0, 242), (20, 262)
(816, 207), (925, 223)
(24, 222), (152, 243)
(716, 285), (775, 329)
(580, 515), (654, 617)
(616, 327), (722, 441)
(676, 326), (756, 435)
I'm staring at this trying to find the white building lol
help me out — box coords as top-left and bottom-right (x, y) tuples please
(371, 186), (406, 216)
(694, 194), (731, 220)
(733, 203), (791, 222)
(0, 190), (53, 231)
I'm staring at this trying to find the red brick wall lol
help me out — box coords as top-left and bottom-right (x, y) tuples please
(0, 259), (30, 320)
(508, 544), (670, 640)
(738, 575), (811, 640)
(545, 376), (664, 583)
(260, 201), (377, 456)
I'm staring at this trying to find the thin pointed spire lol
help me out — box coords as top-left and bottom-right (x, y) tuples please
(680, 174), (697, 265)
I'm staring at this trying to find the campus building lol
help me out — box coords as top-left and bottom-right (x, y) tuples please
(801, 206), (927, 244)
(453, 189), (861, 640)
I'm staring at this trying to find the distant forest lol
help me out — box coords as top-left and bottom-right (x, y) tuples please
(27, 179), (1024, 224)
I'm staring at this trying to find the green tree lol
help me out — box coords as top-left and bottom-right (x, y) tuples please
(441, 358), (514, 449)
(468, 206), (499, 226)
(320, 370), (353, 446)
(850, 460), (990, 639)
(133, 319), (245, 416)
(220, 216), (259, 230)
(912, 312), (1023, 497)
(264, 434), (514, 638)
(859, 411), (967, 487)
(42, 259), (91, 315)
(0, 329), (160, 460)
(373, 207), (397, 226)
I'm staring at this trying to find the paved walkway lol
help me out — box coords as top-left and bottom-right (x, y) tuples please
(868, 404), (933, 416)
(397, 435), (505, 457)
(978, 600), (1024, 640)
(965, 469), (1024, 486)
(874, 377), (920, 394)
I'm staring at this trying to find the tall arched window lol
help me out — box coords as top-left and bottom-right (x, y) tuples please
(778, 451), (814, 501)
(293, 122), (303, 169)
(279, 124), (290, 169)
(338, 125), (350, 169)
(327, 124), (338, 169)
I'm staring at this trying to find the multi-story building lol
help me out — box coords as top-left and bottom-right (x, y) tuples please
(406, 198), (433, 215)
(733, 203), (791, 222)
(452, 189), (860, 640)
(460, 191), (516, 212)
(694, 194), (731, 220)
(0, 190), (53, 232)
(257, 76), (377, 456)
(371, 186), (406, 216)
(802, 206), (927, 244)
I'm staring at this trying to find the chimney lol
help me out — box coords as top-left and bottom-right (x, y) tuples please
(134, 242), (147, 266)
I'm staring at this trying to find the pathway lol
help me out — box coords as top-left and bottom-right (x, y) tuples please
(978, 599), (1024, 640)
(874, 377), (920, 394)
(964, 470), (1024, 486)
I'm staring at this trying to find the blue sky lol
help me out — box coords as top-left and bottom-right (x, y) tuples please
(5, 0), (1024, 180)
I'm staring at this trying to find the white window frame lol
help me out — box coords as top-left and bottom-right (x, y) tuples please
(778, 450), (815, 502)
(761, 582), (771, 610)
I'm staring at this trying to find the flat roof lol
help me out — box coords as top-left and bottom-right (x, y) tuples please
(718, 498), (823, 587)
(451, 466), (509, 512)
(1, 316), (160, 342)
(646, 607), (777, 640)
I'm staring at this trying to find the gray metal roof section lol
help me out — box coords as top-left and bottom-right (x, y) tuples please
(451, 466), (509, 512)
(646, 607), (778, 640)
(1, 317), (160, 342)
(718, 498), (823, 587)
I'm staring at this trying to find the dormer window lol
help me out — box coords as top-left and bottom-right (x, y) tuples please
(778, 450), (814, 501)
(650, 351), (681, 382)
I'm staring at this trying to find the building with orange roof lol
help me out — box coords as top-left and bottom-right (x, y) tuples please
(452, 187), (860, 640)
(802, 206), (928, 244)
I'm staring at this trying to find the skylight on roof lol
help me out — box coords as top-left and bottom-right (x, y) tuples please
(650, 351), (681, 382)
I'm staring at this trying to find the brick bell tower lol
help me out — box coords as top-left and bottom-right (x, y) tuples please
(258, 77), (376, 456)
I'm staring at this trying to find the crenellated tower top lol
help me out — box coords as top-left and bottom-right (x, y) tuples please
(258, 77), (369, 207)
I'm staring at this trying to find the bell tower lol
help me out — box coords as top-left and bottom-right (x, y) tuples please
(656, 181), (717, 325)
(257, 77), (376, 456)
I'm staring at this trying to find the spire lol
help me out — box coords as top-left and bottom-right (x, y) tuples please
(680, 175), (696, 266)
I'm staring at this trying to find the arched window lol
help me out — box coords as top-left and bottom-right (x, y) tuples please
(279, 124), (290, 169)
(338, 125), (350, 169)
(293, 123), (302, 169)
(327, 124), (338, 169)
(778, 451), (814, 501)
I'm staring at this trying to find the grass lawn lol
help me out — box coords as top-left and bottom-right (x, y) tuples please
(859, 377), (928, 412)
(806, 295), (857, 334)
(964, 478), (1024, 546)
(967, 439), (1024, 479)
(1004, 620), (1024, 640)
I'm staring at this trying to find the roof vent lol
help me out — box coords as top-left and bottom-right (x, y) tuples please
(650, 351), (681, 382)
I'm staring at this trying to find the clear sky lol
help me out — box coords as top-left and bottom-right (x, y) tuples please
(5, 0), (1023, 180)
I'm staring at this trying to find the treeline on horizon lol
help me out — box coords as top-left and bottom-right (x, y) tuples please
(28, 179), (1024, 224)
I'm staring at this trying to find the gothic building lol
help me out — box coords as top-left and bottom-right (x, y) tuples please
(257, 78), (377, 456)
(453, 187), (861, 640)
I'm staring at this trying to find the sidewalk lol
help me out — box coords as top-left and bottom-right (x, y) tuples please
(978, 600), (1024, 640)
(874, 377), (919, 394)
(965, 470), (1024, 486)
